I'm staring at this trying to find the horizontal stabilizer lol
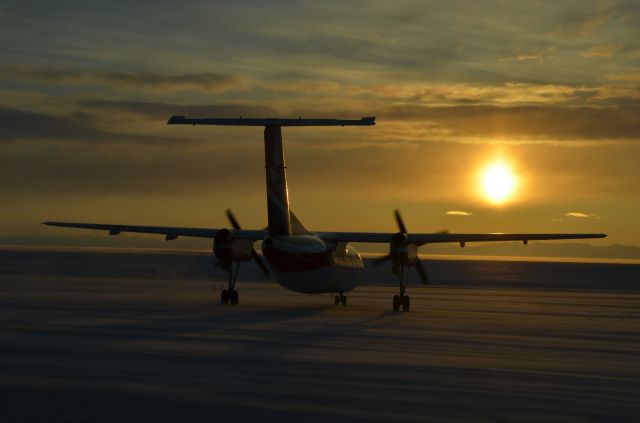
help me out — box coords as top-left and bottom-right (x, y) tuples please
(167, 116), (375, 127)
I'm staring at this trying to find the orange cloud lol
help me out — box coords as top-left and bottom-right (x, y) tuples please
(580, 44), (619, 58)
(605, 71), (640, 82)
(445, 211), (473, 216)
(565, 212), (600, 219)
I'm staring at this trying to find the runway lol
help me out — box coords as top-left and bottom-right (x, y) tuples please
(2, 275), (639, 422)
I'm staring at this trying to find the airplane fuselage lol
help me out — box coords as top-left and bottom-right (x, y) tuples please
(262, 235), (363, 294)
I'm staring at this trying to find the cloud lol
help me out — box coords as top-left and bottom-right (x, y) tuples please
(83, 98), (640, 145)
(264, 80), (597, 105)
(258, 79), (640, 114)
(78, 100), (279, 120)
(565, 212), (600, 219)
(549, 3), (614, 37)
(0, 66), (248, 93)
(445, 211), (473, 216)
(0, 136), (264, 197)
(0, 107), (182, 145)
(605, 71), (640, 82)
(377, 105), (640, 142)
(580, 44), (619, 58)
(500, 48), (556, 63)
(0, 107), (102, 141)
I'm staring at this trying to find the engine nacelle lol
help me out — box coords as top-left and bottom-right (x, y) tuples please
(389, 232), (418, 267)
(213, 229), (253, 268)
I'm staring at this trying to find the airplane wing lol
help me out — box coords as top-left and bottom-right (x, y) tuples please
(44, 222), (605, 245)
(42, 221), (268, 241)
(315, 231), (606, 245)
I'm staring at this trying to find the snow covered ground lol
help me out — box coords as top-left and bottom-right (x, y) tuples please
(1, 274), (639, 422)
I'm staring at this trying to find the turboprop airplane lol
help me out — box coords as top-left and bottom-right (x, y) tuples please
(45, 116), (606, 311)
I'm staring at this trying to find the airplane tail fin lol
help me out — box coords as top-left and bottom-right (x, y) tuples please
(262, 128), (311, 236)
(264, 125), (292, 235)
(167, 116), (375, 236)
(290, 210), (309, 235)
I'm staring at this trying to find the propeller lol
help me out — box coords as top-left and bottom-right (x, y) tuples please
(373, 209), (430, 285)
(394, 209), (408, 233)
(415, 259), (429, 285)
(225, 209), (271, 278)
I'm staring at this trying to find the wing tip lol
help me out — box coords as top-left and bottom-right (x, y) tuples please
(167, 115), (186, 125)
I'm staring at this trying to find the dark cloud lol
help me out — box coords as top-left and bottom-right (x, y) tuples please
(0, 107), (183, 145)
(4, 102), (639, 154)
(70, 100), (640, 142)
(77, 100), (279, 120)
(0, 107), (101, 140)
(549, 2), (614, 37)
(379, 105), (640, 141)
(0, 138), (264, 196)
(0, 66), (247, 93)
(0, 112), (456, 197)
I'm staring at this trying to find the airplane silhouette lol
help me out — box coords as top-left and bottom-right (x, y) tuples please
(45, 116), (606, 311)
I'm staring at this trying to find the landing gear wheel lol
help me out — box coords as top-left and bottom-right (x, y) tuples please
(393, 295), (401, 311)
(402, 295), (410, 312)
(221, 289), (229, 305)
(229, 290), (239, 305)
(335, 295), (340, 306)
(340, 295), (347, 306)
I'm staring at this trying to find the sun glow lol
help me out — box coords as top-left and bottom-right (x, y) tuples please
(482, 162), (516, 204)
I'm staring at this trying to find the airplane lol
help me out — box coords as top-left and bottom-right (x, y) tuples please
(44, 116), (606, 311)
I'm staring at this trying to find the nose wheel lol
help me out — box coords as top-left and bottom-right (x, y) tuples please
(334, 293), (347, 306)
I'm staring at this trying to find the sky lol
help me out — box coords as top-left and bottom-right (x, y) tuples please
(1, 0), (639, 253)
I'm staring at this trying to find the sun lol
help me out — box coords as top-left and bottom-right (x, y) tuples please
(481, 162), (516, 204)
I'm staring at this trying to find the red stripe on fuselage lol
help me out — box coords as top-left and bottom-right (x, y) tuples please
(262, 246), (332, 272)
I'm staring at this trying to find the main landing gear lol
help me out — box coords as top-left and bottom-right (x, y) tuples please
(334, 293), (347, 306)
(221, 289), (239, 305)
(393, 294), (410, 312)
(220, 262), (241, 305)
(393, 265), (410, 312)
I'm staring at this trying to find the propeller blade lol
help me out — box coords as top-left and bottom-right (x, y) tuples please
(225, 209), (242, 230)
(251, 249), (271, 278)
(394, 209), (408, 234)
(415, 259), (430, 285)
(373, 254), (391, 265)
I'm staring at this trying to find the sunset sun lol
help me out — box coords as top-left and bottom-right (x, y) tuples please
(481, 162), (516, 204)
